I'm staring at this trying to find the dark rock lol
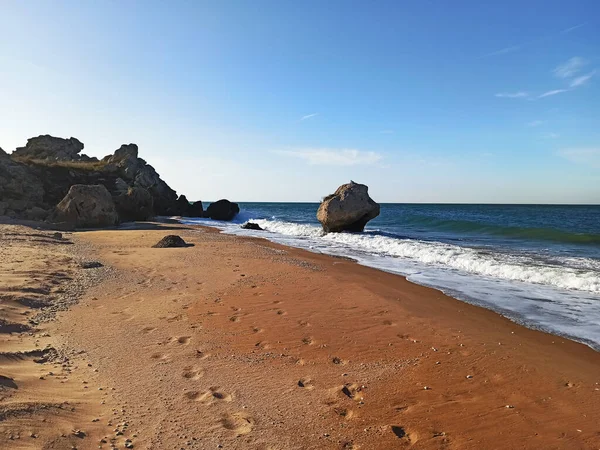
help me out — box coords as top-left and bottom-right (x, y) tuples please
(188, 201), (204, 218)
(0, 147), (45, 216)
(175, 195), (191, 215)
(241, 222), (263, 231)
(80, 261), (103, 269)
(12, 135), (84, 161)
(50, 184), (119, 228)
(152, 235), (191, 248)
(114, 186), (154, 222)
(317, 181), (380, 232)
(206, 199), (240, 221)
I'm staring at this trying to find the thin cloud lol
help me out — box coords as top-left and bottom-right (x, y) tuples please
(539, 89), (569, 98)
(558, 148), (600, 168)
(300, 113), (319, 121)
(276, 148), (383, 166)
(570, 70), (596, 87)
(485, 45), (521, 57)
(554, 57), (587, 78)
(527, 120), (544, 127)
(495, 91), (529, 99)
(560, 23), (585, 34)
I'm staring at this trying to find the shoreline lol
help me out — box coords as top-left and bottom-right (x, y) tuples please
(1, 221), (599, 449)
(183, 218), (600, 353)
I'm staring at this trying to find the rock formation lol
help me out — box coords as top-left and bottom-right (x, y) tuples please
(1, 135), (235, 225)
(113, 186), (154, 222)
(0, 147), (46, 218)
(206, 199), (240, 221)
(152, 235), (190, 248)
(317, 181), (380, 232)
(50, 184), (119, 228)
(241, 222), (263, 231)
(12, 135), (87, 161)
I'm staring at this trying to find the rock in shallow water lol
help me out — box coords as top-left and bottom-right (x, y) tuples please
(206, 199), (239, 221)
(317, 181), (380, 232)
(241, 222), (263, 231)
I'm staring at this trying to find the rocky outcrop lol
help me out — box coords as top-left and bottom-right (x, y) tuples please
(113, 186), (154, 222)
(317, 181), (380, 232)
(152, 235), (190, 248)
(0, 147), (46, 218)
(188, 201), (204, 217)
(241, 222), (263, 231)
(12, 135), (86, 161)
(50, 184), (119, 228)
(206, 199), (240, 221)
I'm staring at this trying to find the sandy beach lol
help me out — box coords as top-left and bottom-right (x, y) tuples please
(1, 221), (599, 450)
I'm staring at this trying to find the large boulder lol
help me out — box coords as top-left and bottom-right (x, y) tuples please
(12, 135), (85, 161)
(206, 199), (240, 221)
(51, 184), (119, 228)
(317, 181), (380, 232)
(113, 186), (154, 222)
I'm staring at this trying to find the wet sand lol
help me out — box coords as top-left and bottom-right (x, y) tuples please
(1, 222), (599, 449)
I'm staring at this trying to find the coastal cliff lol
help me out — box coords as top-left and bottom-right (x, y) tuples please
(1, 135), (208, 225)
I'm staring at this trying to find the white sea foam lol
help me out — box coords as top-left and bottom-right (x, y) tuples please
(250, 219), (600, 293)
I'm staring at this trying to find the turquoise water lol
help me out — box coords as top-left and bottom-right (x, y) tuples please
(183, 203), (600, 350)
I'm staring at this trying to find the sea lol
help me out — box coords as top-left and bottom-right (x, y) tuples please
(181, 203), (600, 351)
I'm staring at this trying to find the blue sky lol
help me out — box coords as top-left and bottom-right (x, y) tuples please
(1, 0), (598, 203)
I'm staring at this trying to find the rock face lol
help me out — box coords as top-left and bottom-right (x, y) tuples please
(206, 199), (240, 221)
(0, 147), (46, 218)
(12, 135), (86, 161)
(317, 181), (380, 232)
(188, 201), (204, 217)
(51, 184), (119, 228)
(113, 186), (154, 222)
(152, 235), (190, 248)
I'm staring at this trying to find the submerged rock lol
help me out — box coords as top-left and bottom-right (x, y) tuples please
(206, 199), (240, 221)
(50, 184), (119, 228)
(152, 235), (190, 248)
(241, 222), (263, 231)
(317, 181), (379, 232)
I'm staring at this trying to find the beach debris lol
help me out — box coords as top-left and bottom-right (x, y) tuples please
(317, 181), (380, 232)
(423, 386), (431, 390)
(152, 235), (190, 248)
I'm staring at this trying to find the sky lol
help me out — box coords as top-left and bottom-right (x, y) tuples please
(0, 1), (598, 203)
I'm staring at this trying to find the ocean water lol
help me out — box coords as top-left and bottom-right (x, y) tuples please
(181, 203), (600, 350)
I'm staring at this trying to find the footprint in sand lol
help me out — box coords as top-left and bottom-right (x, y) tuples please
(182, 366), (205, 380)
(251, 327), (263, 333)
(254, 341), (270, 350)
(141, 326), (156, 334)
(302, 337), (314, 345)
(150, 352), (170, 361)
(221, 412), (254, 435)
(333, 407), (355, 419)
(298, 320), (310, 327)
(276, 310), (287, 316)
(194, 387), (233, 404)
(229, 315), (241, 323)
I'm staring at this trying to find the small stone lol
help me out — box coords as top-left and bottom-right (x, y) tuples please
(423, 386), (431, 390)
(466, 375), (473, 379)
